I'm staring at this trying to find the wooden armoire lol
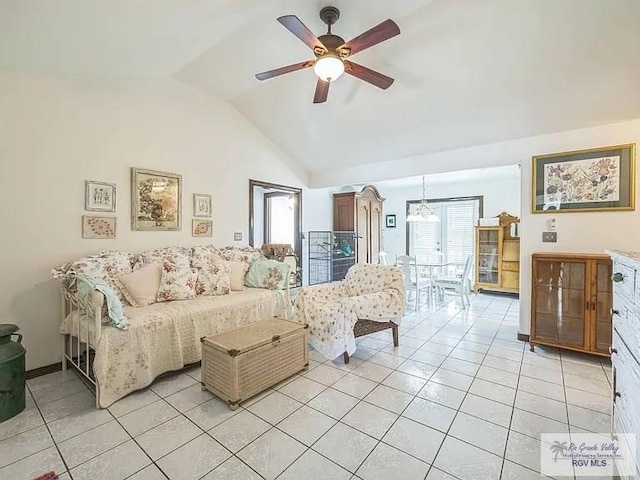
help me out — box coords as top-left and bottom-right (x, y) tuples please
(333, 185), (385, 264)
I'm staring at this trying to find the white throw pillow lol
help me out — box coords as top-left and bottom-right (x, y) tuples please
(116, 262), (162, 307)
(229, 261), (248, 291)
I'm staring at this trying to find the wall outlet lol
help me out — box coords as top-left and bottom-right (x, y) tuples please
(234, 232), (242, 241)
(542, 231), (557, 243)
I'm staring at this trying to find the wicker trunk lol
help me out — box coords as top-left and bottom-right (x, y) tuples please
(201, 317), (308, 410)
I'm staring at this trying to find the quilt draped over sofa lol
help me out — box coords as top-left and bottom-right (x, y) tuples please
(294, 264), (404, 361)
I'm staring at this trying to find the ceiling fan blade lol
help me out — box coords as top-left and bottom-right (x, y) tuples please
(313, 79), (330, 103)
(255, 60), (314, 81)
(344, 61), (394, 89)
(277, 15), (327, 52)
(340, 19), (400, 56)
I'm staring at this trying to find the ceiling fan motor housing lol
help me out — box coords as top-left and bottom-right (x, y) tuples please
(319, 6), (340, 27)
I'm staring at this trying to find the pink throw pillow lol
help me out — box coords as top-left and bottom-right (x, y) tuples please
(116, 262), (162, 307)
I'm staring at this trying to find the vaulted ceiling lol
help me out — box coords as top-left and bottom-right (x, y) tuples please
(2, 0), (640, 180)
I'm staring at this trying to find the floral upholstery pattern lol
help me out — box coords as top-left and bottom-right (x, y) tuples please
(52, 250), (135, 301)
(196, 259), (231, 296)
(156, 260), (198, 301)
(190, 245), (223, 268)
(217, 246), (263, 266)
(294, 264), (405, 360)
(135, 246), (191, 271)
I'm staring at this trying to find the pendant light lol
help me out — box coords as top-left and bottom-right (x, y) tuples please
(406, 176), (440, 222)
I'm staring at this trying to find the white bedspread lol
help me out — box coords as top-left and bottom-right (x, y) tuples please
(61, 288), (286, 408)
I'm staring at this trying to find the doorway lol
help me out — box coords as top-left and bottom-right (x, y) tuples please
(249, 180), (302, 259)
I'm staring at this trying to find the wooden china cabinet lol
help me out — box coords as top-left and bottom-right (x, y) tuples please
(530, 253), (612, 356)
(333, 185), (384, 264)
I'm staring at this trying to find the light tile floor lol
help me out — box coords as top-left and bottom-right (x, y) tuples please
(0, 295), (613, 480)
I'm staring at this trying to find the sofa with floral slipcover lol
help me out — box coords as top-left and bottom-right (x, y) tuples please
(294, 264), (405, 363)
(52, 245), (290, 408)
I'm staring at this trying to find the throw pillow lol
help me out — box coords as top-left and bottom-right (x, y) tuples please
(156, 260), (198, 302)
(244, 257), (290, 290)
(115, 262), (162, 307)
(135, 246), (191, 271)
(67, 251), (134, 302)
(229, 261), (248, 291)
(191, 245), (223, 269)
(196, 259), (231, 296)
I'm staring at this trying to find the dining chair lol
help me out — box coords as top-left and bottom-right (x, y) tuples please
(396, 255), (431, 309)
(378, 251), (389, 265)
(433, 255), (473, 308)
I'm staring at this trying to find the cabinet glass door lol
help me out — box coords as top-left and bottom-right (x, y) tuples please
(534, 259), (586, 347)
(593, 260), (613, 354)
(477, 229), (500, 285)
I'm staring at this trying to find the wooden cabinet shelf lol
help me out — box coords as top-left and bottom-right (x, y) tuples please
(530, 252), (612, 357)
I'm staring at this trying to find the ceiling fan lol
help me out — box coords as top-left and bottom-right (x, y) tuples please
(255, 6), (400, 103)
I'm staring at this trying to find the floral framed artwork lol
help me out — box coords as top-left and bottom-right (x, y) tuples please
(131, 168), (182, 230)
(192, 219), (213, 237)
(385, 214), (396, 228)
(193, 193), (212, 217)
(85, 181), (116, 212)
(82, 215), (116, 239)
(532, 144), (636, 213)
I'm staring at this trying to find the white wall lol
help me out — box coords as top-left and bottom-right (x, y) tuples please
(0, 74), (332, 370)
(518, 121), (640, 335)
(377, 176), (521, 260)
(313, 119), (640, 337)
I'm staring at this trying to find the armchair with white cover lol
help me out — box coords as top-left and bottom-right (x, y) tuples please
(294, 264), (405, 363)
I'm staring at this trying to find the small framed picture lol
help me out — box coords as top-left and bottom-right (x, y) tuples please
(192, 219), (213, 237)
(82, 215), (116, 239)
(85, 181), (116, 212)
(193, 193), (212, 218)
(385, 214), (397, 228)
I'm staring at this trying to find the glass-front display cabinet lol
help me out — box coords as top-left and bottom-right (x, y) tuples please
(530, 253), (612, 356)
(475, 227), (502, 289)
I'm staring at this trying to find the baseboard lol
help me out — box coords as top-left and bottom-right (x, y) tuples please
(517, 333), (530, 343)
(26, 362), (62, 380)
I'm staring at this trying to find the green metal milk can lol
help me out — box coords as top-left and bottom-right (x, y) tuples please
(0, 324), (26, 422)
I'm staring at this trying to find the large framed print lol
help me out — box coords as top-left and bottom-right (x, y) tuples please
(532, 144), (635, 213)
(131, 168), (182, 230)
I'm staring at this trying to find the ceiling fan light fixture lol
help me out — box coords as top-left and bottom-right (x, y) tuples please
(314, 54), (344, 82)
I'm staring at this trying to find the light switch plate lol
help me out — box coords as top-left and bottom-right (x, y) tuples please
(234, 232), (242, 241)
(542, 231), (557, 243)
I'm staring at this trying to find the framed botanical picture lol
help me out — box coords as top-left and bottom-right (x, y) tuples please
(385, 214), (397, 228)
(85, 181), (116, 212)
(82, 215), (116, 239)
(192, 219), (213, 237)
(131, 168), (182, 231)
(532, 144), (636, 213)
(193, 193), (212, 217)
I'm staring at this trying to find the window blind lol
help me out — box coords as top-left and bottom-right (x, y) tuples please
(408, 198), (479, 268)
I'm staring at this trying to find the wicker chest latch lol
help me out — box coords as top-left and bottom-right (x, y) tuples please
(272, 334), (281, 346)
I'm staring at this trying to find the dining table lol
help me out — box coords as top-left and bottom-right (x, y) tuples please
(415, 261), (451, 303)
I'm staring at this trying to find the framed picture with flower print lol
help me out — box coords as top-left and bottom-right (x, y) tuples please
(532, 144), (635, 213)
(82, 215), (116, 239)
(192, 219), (213, 237)
(131, 168), (182, 230)
(85, 180), (116, 212)
(193, 193), (212, 217)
